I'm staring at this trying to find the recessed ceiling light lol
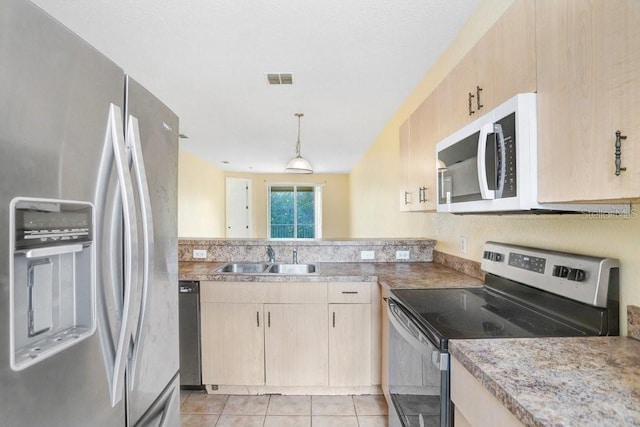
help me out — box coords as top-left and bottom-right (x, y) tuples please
(266, 73), (293, 85)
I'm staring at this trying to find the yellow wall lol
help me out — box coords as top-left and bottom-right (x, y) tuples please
(178, 149), (226, 237)
(348, 0), (640, 335)
(349, 0), (515, 240)
(226, 172), (350, 239)
(178, 149), (350, 238)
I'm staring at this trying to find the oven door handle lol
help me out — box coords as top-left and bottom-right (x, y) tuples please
(387, 299), (435, 359)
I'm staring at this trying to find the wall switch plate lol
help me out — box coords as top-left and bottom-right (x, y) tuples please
(360, 250), (375, 260)
(460, 236), (467, 254)
(396, 250), (410, 260)
(193, 249), (207, 259)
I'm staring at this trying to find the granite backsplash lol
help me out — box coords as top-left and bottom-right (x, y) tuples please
(629, 305), (640, 341)
(178, 238), (436, 263)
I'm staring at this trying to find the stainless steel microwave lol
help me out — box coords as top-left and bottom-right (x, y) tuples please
(436, 93), (629, 214)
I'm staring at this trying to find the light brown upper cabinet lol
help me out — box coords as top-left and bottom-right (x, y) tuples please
(399, 0), (535, 213)
(399, 100), (439, 212)
(398, 118), (413, 212)
(437, 0), (536, 140)
(536, 0), (640, 203)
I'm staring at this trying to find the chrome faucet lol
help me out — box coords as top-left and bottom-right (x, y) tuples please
(267, 245), (275, 263)
(293, 248), (298, 264)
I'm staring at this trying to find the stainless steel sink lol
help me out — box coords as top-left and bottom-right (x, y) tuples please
(214, 262), (270, 273)
(268, 263), (317, 274)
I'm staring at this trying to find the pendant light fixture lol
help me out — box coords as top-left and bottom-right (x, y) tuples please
(286, 112), (313, 173)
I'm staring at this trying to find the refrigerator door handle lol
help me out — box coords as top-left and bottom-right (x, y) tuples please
(126, 114), (154, 386)
(107, 103), (141, 406)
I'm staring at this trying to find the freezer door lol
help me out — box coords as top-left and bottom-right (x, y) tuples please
(0, 0), (126, 425)
(124, 76), (180, 426)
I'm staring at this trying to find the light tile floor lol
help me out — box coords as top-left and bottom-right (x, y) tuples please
(180, 391), (388, 427)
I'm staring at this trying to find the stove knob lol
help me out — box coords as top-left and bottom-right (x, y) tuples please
(567, 268), (586, 282)
(483, 251), (503, 261)
(552, 265), (569, 278)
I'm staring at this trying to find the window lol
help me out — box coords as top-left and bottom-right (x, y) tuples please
(268, 184), (322, 239)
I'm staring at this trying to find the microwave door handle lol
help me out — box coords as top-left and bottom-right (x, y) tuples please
(494, 124), (506, 198)
(477, 122), (496, 199)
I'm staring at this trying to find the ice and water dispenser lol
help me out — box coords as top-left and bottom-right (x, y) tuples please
(10, 198), (96, 370)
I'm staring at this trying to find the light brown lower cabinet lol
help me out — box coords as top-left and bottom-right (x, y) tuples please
(200, 281), (377, 390)
(201, 302), (264, 385)
(264, 303), (329, 386)
(380, 286), (391, 404)
(329, 303), (371, 386)
(451, 358), (523, 427)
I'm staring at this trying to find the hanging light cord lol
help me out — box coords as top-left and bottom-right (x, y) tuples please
(295, 112), (304, 156)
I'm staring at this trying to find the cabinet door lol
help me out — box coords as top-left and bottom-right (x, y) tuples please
(399, 102), (437, 212)
(201, 303), (264, 385)
(416, 95), (440, 211)
(536, 0), (640, 202)
(329, 304), (372, 386)
(437, 0), (536, 139)
(399, 118), (413, 211)
(451, 358), (524, 427)
(380, 293), (390, 401)
(472, 0), (536, 113)
(410, 103), (433, 211)
(264, 303), (328, 386)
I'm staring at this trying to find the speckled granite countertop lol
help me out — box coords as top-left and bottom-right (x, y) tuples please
(449, 337), (640, 426)
(179, 261), (483, 289)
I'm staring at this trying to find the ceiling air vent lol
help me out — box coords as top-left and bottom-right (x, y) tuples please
(266, 73), (293, 85)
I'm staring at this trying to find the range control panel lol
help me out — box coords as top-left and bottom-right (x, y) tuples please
(481, 241), (619, 308)
(508, 252), (546, 274)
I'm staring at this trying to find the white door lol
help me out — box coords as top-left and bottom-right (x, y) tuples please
(225, 177), (252, 237)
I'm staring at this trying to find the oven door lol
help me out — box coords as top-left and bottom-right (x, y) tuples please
(387, 298), (450, 427)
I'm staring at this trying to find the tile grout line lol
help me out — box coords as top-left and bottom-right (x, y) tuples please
(180, 394), (388, 426)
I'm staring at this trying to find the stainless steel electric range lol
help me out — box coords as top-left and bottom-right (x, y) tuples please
(386, 242), (620, 427)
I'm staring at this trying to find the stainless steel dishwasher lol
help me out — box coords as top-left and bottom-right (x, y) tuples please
(179, 281), (202, 388)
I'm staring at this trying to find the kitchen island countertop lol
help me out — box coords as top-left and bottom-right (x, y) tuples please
(449, 336), (640, 426)
(179, 261), (483, 289)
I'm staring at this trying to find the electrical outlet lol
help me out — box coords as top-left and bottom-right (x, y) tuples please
(193, 249), (207, 259)
(396, 250), (410, 260)
(360, 250), (375, 260)
(460, 236), (467, 254)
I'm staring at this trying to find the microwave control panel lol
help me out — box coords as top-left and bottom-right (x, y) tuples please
(496, 112), (517, 198)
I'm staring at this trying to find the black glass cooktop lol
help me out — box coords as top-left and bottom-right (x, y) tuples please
(391, 286), (590, 349)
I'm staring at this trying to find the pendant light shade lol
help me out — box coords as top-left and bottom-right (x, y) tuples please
(286, 113), (313, 173)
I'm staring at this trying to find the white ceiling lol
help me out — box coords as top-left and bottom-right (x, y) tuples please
(31, 0), (481, 174)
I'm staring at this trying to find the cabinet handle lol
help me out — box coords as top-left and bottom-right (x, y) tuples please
(332, 311), (336, 328)
(257, 311), (260, 327)
(615, 130), (628, 176)
(267, 311), (271, 328)
(404, 191), (410, 205)
(476, 86), (483, 111)
(468, 92), (475, 116)
(419, 186), (428, 203)
(341, 291), (358, 294)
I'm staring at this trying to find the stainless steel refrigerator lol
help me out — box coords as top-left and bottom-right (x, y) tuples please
(0, 0), (180, 425)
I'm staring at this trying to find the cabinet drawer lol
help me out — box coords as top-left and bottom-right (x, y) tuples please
(328, 282), (371, 303)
